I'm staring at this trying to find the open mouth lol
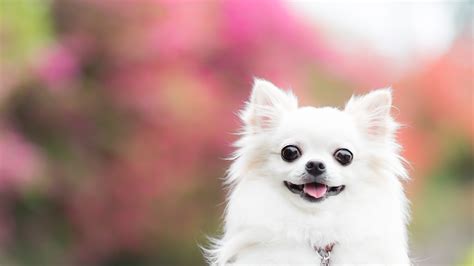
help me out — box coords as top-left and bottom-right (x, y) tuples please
(283, 181), (345, 202)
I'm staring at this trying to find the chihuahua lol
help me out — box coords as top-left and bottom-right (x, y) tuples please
(206, 79), (410, 265)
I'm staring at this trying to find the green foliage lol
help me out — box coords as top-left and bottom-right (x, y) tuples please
(1, 0), (53, 63)
(459, 246), (474, 266)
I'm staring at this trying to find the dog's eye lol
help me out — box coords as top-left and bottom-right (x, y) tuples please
(281, 145), (301, 162)
(334, 148), (353, 166)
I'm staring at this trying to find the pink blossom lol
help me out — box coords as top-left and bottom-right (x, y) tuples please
(36, 44), (79, 91)
(0, 127), (43, 190)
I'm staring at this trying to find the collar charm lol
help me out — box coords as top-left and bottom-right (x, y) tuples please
(314, 243), (335, 266)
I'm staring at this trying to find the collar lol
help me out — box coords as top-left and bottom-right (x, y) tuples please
(314, 243), (335, 266)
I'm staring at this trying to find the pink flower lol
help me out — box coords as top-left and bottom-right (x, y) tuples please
(36, 44), (79, 91)
(0, 127), (43, 190)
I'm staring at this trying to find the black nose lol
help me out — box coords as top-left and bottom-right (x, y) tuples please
(305, 161), (326, 176)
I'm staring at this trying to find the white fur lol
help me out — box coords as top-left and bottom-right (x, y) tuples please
(205, 79), (411, 265)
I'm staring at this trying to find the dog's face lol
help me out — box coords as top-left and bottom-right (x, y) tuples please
(271, 107), (358, 203)
(236, 79), (401, 209)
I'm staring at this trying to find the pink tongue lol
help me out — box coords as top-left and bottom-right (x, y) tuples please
(303, 183), (327, 198)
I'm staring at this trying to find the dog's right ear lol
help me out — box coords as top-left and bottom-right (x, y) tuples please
(240, 78), (298, 134)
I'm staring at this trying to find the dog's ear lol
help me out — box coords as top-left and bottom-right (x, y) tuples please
(344, 88), (397, 139)
(241, 78), (298, 134)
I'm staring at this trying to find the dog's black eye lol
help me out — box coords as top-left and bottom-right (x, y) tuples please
(281, 145), (301, 162)
(334, 148), (353, 166)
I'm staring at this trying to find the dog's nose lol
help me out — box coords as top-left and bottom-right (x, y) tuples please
(305, 161), (326, 176)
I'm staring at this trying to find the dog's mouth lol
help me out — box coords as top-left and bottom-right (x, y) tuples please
(283, 181), (345, 202)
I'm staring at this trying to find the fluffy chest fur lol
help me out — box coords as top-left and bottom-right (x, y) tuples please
(221, 177), (409, 265)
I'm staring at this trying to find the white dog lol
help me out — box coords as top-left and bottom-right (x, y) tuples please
(205, 79), (411, 265)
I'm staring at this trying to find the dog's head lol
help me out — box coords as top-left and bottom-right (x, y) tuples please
(230, 79), (406, 209)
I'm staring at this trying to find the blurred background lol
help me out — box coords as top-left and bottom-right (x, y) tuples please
(0, 0), (472, 265)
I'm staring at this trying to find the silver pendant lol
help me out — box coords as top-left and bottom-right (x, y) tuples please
(314, 243), (334, 266)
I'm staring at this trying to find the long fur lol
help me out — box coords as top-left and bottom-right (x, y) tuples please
(205, 79), (411, 265)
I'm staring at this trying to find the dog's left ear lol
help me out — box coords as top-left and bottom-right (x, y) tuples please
(344, 88), (397, 139)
